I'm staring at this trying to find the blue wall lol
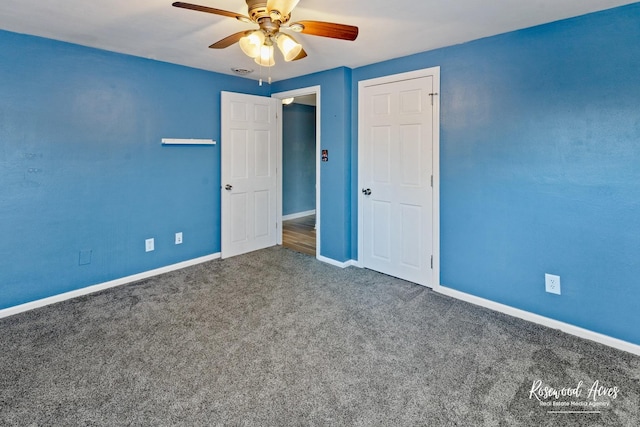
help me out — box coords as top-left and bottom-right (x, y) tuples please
(272, 68), (353, 262)
(0, 30), (267, 309)
(352, 3), (640, 345)
(282, 103), (316, 216)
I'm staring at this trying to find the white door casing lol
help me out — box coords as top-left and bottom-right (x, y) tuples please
(358, 68), (440, 287)
(271, 86), (321, 257)
(221, 91), (278, 259)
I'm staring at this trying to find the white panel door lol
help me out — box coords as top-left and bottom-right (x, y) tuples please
(221, 91), (277, 259)
(361, 75), (435, 286)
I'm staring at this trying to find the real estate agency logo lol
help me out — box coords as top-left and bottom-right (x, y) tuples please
(529, 379), (620, 414)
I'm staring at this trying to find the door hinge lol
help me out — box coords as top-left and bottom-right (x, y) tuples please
(430, 255), (433, 269)
(430, 175), (433, 188)
(429, 92), (438, 106)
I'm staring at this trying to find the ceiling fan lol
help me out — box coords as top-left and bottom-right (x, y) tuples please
(172, 1), (359, 67)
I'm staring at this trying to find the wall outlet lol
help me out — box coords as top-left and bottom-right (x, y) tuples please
(145, 238), (155, 252)
(175, 232), (183, 245)
(545, 273), (561, 295)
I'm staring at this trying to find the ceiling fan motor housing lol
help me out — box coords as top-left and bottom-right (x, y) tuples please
(246, 0), (290, 24)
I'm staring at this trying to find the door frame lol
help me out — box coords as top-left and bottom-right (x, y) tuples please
(357, 67), (441, 289)
(271, 86), (321, 258)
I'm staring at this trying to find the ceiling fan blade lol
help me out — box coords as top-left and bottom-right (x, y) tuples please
(209, 31), (248, 49)
(291, 48), (307, 61)
(292, 21), (359, 41)
(172, 2), (249, 21)
(267, 0), (300, 17)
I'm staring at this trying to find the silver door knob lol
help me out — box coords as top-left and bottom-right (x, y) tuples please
(225, 184), (233, 191)
(362, 188), (371, 196)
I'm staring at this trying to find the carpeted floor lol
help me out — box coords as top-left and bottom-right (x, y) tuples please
(1, 246), (639, 426)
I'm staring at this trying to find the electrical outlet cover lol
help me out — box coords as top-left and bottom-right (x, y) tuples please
(145, 238), (154, 252)
(545, 273), (561, 295)
(175, 232), (183, 245)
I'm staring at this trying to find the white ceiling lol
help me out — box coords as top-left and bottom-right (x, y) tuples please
(0, 0), (635, 83)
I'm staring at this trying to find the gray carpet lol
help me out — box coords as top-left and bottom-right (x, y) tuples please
(1, 246), (639, 426)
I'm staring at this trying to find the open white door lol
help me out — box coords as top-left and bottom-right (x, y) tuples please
(221, 91), (278, 259)
(359, 68), (440, 287)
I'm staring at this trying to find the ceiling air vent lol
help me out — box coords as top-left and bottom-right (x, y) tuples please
(231, 67), (254, 76)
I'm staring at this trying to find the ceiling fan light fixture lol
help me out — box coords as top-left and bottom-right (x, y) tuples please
(254, 44), (275, 67)
(239, 30), (265, 58)
(172, 2), (359, 67)
(276, 33), (302, 62)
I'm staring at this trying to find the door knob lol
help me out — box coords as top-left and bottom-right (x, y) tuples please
(225, 184), (233, 191)
(362, 188), (372, 196)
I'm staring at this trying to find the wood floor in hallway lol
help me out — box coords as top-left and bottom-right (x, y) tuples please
(282, 214), (316, 257)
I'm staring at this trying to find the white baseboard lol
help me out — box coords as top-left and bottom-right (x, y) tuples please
(282, 210), (316, 221)
(435, 285), (640, 356)
(0, 253), (221, 320)
(316, 255), (357, 269)
(5, 252), (636, 356)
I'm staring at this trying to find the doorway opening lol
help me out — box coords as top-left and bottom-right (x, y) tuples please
(273, 86), (321, 258)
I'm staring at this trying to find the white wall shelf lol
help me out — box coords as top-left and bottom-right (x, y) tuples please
(161, 138), (216, 145)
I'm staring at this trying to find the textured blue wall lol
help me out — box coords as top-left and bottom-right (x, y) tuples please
(272, 68), (353, 262)
(352, 3), (640, 345)
(282, 104), (316, 216)
(0, 30), (267, 309)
